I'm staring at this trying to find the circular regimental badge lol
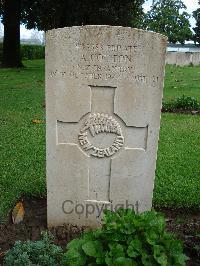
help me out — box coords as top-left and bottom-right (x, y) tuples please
(78, 113), (124, 158)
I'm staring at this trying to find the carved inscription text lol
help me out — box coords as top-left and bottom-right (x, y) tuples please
(48, 42), (160, 84)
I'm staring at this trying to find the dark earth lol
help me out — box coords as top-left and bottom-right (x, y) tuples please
(162, 108), (200, 115)
(0, 197), (200, 265)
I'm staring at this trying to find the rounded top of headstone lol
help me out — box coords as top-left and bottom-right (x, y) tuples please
(46, 25), (168, 42)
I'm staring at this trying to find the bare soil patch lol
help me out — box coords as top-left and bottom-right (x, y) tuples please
(162, 108), (200, 115)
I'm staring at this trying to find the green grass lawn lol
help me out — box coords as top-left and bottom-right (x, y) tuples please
(0, 60), (200, 219)
(0, 60), (45, 218)
(155, 113), (200, 208)
(164, 65), (200, 102)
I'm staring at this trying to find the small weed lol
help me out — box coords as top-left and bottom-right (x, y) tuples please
(3, 232), (63, 266)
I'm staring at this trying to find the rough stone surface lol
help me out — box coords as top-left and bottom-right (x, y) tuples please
(166, 52), (176, 65)
(192, 53), (200, 66)
(46, 26), (167, 227)
(176, 52), (192, 66)
(166, 52), (200, 66)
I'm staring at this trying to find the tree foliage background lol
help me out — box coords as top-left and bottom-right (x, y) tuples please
(0, 0), (146, 30)
(193, 0), (200, 45)
(143, 0), (192, 44)
(22, 0), (145, 30)
(0, 0), (145, 67)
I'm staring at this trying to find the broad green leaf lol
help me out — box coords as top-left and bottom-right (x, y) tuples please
(82, 231), (96, 241)
(157, 253), (168, 266)
(82, 240), (103, 258)
(129, 238), (143, 252)
(153, 245), (168, 265)
(114, 257), (135, 266)
(146, 230), (159, 245)
(96, 256), (105, 264)
(65, 249), (86, 266)
(67, 238), (86, 251)
(166, 239), (183, 255)
(127, 246), (139, 258)
(127, 238), (142, 258)
(109, 243), (125, 258)
(105, 256), (113, 266)
(173, 254), (189, 266)
(142, 253), (157, 266)
(122, 222), (136, 234)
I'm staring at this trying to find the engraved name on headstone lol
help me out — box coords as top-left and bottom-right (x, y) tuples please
(46, 26), (167, 227)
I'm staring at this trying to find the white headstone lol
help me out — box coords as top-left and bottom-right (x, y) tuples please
(176, 52), (193, 67)
(166, 52), (177, 65)
(192, 52), (200, 66)
(46, 26), (167, 227)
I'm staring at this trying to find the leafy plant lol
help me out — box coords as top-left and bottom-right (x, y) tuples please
(173, 95), (200, 109)
(3, 232), (63, 266)
(63, 208), (188, 266)
(163, 95), (200, 111)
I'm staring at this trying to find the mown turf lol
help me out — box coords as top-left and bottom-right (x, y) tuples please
(164, 65), (200, 102)
(0, 60), (45, 219)
(0, 60), (199, 219)
(155, 113), (200, 208)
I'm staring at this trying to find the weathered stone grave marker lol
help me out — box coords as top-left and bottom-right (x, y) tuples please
(46, 26), (167, 227)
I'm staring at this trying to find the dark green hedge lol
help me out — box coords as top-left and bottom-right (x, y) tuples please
(0, 42), (3, 62)
(0, 43), (45, 62)
(21, 44), (45, 60)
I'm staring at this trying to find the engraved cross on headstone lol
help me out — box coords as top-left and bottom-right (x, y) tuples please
(57, 85), (148, 205)
(46, 26), (166, 228)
